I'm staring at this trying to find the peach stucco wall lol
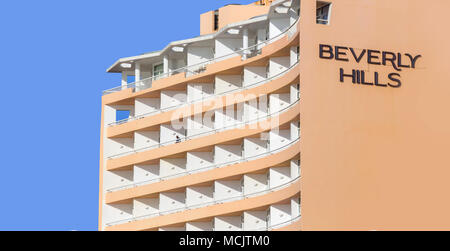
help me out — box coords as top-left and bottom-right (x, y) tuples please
(300, 0), (450, 230)
(200, 11), (215, 35)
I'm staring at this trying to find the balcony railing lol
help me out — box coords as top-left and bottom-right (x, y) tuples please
(107, 97), (300, 160)
(106, 174), (301, 227)
(102, 17), (299, 96)
(107, 137), (300, 192)
(246, 214), (302, 231)
(109, 60), (299, 126)
(316, 18), (329, 25)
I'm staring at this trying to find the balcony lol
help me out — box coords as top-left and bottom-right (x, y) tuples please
(102, 16), (299, 96)
(105, 174), (301, 227)
(106, 136), (300, 193)
(108, 60), (299, 127)
(106, 95), (300, 161)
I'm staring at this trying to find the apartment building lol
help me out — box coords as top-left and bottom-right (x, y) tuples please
(99, 0), (450, 231)
(100, 0), (301, 231)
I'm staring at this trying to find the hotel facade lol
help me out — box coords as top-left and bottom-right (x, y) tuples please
(99, 0), (450, 231)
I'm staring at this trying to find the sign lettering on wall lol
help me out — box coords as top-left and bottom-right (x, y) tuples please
(319, 44), (422, 88)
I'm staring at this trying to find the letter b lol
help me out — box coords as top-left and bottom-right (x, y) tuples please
(319, 44), (334, 59)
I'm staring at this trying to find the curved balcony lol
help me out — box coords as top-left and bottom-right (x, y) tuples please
(109, 61), (299, 127)
(105, 175), (301, 229)
(106, 99), (300, 172)
(102, 17), (299, 97)
(107, 62), (299, 139)
(107, 137), (300, 194)
(106, 139), (300, 204)
(106, 100), (300, 171)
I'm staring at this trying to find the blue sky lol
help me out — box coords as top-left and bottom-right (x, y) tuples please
(0, 0), (256, 231)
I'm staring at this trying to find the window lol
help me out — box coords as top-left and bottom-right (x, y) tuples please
(214, 10), (219, 31)
(116, 110), (130, 122)
(316, 1), (331, 25)
(153, 63), (164, 77)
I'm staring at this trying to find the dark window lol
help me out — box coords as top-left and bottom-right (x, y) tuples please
(214, 10), (219, 30)
(316, 2), (331, 24)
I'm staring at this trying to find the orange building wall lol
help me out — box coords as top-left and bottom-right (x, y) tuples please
(300, 0), (450, 230)
(200, 11), (215, 35)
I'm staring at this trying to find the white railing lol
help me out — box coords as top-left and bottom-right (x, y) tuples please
(316, 18), (329, 25)
(107, 97), (300, 160)
(102, 17), (300, 96)
(164, 213), (301, 231)
(106, 175), (301, 227)
(109, 60), (299, 126)
(246, 214), (302, 231)
(107, 137), (300, 192)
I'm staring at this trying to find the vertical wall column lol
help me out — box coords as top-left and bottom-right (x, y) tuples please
(257, 29), (266, 50)
(290, 120), (300, 140)
(290, 46), (299, 66)
(291, 159), (300, 179)
(290, 83), (300, 103)
(243, 28), (249, 59)
(135, 62), (141, 82)
(121, 71), (128, 90)
(163, 55), (169, 75)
